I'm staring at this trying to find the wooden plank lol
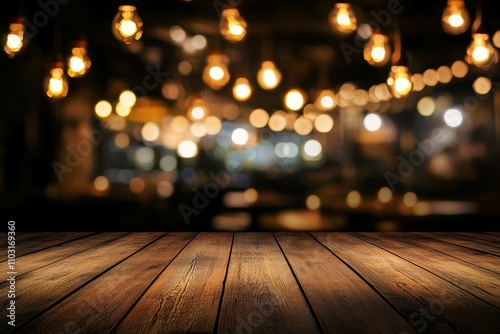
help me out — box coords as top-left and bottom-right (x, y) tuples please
(410, 232), (500, 270)
(449, 232), (500, 247)
(275, 232), (417, 333)
(312, 232), (500, 334)
(357, 232), (500, 310)
(10, 233), (128, 276)
(420, 232), (500, 256)
(18, 233), (196, 334)
(217, 232), (320, 334)
(115, 232), (232, 334)
(1, 232), (96, 259)
(0, 232), (165, 332)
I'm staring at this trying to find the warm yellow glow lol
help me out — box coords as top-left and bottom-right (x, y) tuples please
(4, 22), (24, 58)
(346, 190), (361, 208)
(169, 25), (186, 44)
(473, 76), (492, 95)
(306, 195), (321, 211)
(219, 8), (247, 42)
(46, 67), (68, 99)
(249, 108), (269, 128)
(387, 65), (413, 98)
(157, 181), (174, 198)
(364, 33), (391, 66)
(232, 77), (252, 101)
(417, 97), (436, 116)
(114, 132), (130, 149)
(231, 128), (249, 145)
(170, 115), (190, 133)
(466, 33), (497, 68)
(115, 102), (131, 117)
(413, 201), (431, 216)
(257, 61), (282, 90)
(119, 90), (137, 108)
(188, 99), (208, 121)
(268, 111), (287, 132)
(294, 116), (313, 136)
(441, 0), (470, 34)
(423, 69), (439, 87)
(177, 140), (198, 158)
(451, 60), (468, 78)
(303, 104), (320, 120)
(95, 100), (112, 118)
(67, 46), (91, 77)
(130, 177), (145, 193)
(190, 122), (207, 138)
(329, 3), (357, 34)
(493, 30), (500, 48)
(402, 192), (418, 207)
(192, 34), (207, 50)
(377, 187), (393, 203)
(314, 114), (334, 133)
(244, 188), (258, 203)
(363, 113), (382, 132)
(284, 89), (306, 111)
(141, 122), (160, 142)
(411, 74), (425, 92)
(303, 139), (322, 158)
(204, 116), (222, 135)
(178, 60), (192, 75)
(314, 90), (336, 110)
(94, 176), (110, 191)
(112, 5), (143, 44)
(203, 53), (230, 89)
(437, 66), (453, 84)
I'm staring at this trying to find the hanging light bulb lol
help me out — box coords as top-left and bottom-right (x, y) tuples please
(257, 61), (281, 90)
(442, 0), (470, 35)
(232, 77), (253, 101)
(387, 65), (413, 98)
(45, 61), (69, 99)
(329, 3), (357, 35)
(111, 5), (143, 44)
(67, 41), (91, 77)
(4, 19), (24, 58)
(284, 89), (307, 111)
(219, 8), (247, 42)
(465, 33), (497, 68)
(465, 0), (498, 68)
(202, 52), (230, 90)
(364, 31), (391, 66)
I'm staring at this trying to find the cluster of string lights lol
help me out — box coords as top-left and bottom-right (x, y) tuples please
(2, 1), (498, 102)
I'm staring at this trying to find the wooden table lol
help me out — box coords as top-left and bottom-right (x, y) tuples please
(2, 232), (499, 333)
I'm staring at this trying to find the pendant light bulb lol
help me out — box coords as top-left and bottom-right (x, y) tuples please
(46, 62), (69, 99)
(442, 0), (470, 35)
(387, 65), (413, 98)
(329, 3), (357, 35)
(112, 5), (143, 44)
(257, 61), (282, 90)
(219, 8), (247, 42)
(364, 33), (391, 66)
(67, 41), (91, 77)
(4, 20), (24, 58)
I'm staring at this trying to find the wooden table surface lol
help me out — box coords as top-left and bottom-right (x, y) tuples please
(1, 232), (499, 333)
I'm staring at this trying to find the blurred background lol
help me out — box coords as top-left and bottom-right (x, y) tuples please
(1, 0), (499, 231)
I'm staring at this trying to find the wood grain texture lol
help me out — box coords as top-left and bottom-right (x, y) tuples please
(19, 233), (196, 334)
(1, 232), (96, 258)
(312, 232), (500, 334)
(0, 232), (165, 333)
(217, 232), (320, 334)
(114, 232), (233, 334)
(10, 232), (128, 276)
(410, 232), (500, 272)
(417, 232), (500, 256)
(357, 232), (500, 310)
(275, 232), (417, 334)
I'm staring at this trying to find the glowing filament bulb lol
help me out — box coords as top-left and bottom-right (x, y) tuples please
(314, 90), (336, 110)
(67, 44), (91, 77)
(465, 33), (497, 68)
(219, 8), (247, 42)
(329, 3), (357, 34)
(202, 53), (230, 90)
(257, 61), (281, 90)
(112, 5), (143, 44)
(284, 89), (306, 111)
(441, 0), (470, 34)
(364, 33), (391, 66)
(46, 65), (69, 99)
(4, 22), (24, 58)
(387, 65), (413, 98)
(232, 77), (252, 101)
(188, 99), (209, 121)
